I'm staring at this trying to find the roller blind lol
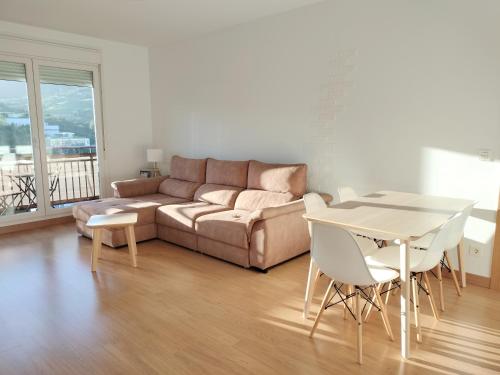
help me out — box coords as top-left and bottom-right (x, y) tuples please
(39, 65), (93, 87)
(0, 61), (27, 82)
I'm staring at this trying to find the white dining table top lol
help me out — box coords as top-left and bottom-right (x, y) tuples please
(303, 190), (475, 241)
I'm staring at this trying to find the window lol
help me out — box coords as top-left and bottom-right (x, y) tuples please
(0, 56), (103, 222)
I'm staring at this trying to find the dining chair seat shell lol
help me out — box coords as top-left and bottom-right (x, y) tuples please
(367, 264), (400, 284)
(366, 246), (428, 273)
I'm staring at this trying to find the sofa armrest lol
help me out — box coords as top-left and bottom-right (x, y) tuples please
(248, 191), (332, 222)
(248, 207), (310, 270)
(111, 176), (168, 198)
(249, 199), (305, 222)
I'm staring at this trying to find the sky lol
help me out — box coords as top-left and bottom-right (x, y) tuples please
(0, 80), (28, 100)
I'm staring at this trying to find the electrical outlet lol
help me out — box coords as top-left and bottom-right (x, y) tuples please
(478, 149), (492, 161)
(469, 246), (481, 257)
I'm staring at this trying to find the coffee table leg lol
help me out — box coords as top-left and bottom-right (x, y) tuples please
(91, 228), (102, 272)
(124, 225), (138, 267)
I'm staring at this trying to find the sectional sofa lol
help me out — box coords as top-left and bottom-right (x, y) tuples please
(73, 156), (328, 270)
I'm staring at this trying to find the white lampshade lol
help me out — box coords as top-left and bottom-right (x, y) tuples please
(147, 148), (163, 163)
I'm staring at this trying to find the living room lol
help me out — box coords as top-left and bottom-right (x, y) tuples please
(0, 1), (499, 374)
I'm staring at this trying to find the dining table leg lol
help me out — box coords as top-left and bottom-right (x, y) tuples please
(303, 257), (319, 319)
(400, 239), (411, 359)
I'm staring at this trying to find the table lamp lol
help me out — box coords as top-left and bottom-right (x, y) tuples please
(146, 148), (163, 176)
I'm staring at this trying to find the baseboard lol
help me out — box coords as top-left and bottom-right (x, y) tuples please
(440, 267), (491, 289)
(0, 216), (75, 236)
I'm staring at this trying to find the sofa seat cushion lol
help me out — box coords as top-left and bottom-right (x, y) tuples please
(156, 202), (230, 233)
(72, 198), (160, 225)
(206, 158), (249, 188)
(234, 189), (295, 211)
(134, 193), (188, 205)
(194, 184), (243, 207)
(247, 160), (307, 197)
(72, 198), (131, 221)
(158, 178), (202, 199)
(170, 155), (207, 183)
(196, 209), (253, 249)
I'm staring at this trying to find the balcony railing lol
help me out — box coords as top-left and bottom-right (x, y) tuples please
(0, 147), (99, 215)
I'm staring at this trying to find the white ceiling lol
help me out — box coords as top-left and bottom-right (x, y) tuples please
(0, 0), (323, 46)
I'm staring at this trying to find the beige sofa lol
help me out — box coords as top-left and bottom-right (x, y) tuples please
(73, 156), (325, 270)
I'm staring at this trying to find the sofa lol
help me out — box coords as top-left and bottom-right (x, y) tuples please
(73, 156), (328, 270)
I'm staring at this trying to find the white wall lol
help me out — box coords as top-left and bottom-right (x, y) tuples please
(0, 21), (153, 196)
(150, 0), (500, 277)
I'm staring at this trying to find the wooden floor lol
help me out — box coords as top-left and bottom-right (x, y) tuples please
(1, 224), (500, 375)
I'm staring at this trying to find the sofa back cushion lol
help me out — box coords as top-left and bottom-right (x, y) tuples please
(247, 160), (307, 197)
(206, 158), (249, 188)
(158, 178), (202, 199)
(235, 189), (295, 211)
(194, 184), (243, 207)
(170, 155), (207, 183)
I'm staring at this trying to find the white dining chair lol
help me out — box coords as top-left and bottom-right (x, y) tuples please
(303, 193), (380, 319)
(409, 205), (473, 310)
(308, 222), (398, 364)
(365, 213), (462, 342)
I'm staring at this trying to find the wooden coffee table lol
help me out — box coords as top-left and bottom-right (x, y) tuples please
(86, 213), (138, 272)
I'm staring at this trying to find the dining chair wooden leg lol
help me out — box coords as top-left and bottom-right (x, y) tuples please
(374, 285), (394, 341)
(458, 240), (466, 288)
(423, 272), (440, 320)
(124, 225), (138, 268)
(91, 228), (102, 272)
(356, 288), (363, 364)
(444, 251), (461, 296)
(385, 281), (393, 305)
(436, 263), (445, 312)
(309, 280), (334, 338)
(364, 283), (381, 322)
(344, 284), (353, 320)
(411, 275), (422, 343)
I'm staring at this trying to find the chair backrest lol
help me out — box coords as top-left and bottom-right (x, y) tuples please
(443, 205), (473, 250)
(311, 223), (376, 286)
(413, 212), (464, 272)
(303, 192), (327, 236)
(338, 186), (358, 203)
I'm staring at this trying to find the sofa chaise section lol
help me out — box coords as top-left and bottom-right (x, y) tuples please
(72, 157), (203, 247)
(73, 197), (164, 247)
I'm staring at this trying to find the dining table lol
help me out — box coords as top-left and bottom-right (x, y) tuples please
(302, 190), (475, 359)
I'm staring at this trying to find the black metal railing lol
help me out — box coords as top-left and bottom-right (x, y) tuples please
(0, 148), (99, 214)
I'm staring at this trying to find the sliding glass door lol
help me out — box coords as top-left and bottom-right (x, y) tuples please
(0, 56), (103, 222)
(0, 57), (44, 219)
(35, 63), (101, 212)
